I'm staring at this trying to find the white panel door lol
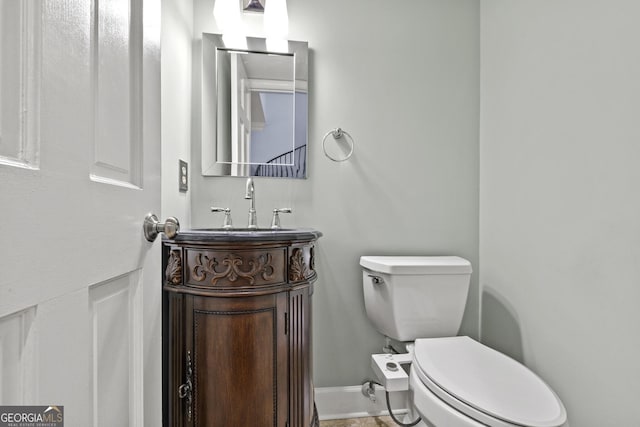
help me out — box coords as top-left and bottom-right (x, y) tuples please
(0, 0), (162, 425)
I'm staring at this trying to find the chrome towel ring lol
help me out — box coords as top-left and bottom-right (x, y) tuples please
(322, 127), (354, 162)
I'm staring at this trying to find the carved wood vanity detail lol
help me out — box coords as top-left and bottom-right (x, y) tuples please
(162, 229), (322, 427)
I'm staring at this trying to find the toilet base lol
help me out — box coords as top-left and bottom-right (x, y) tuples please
(404, 406), (429, 427)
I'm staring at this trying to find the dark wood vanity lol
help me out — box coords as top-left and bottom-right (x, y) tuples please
(162, 228), (321, 427)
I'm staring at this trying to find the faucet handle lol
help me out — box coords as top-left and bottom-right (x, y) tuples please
(271, 208), (292, 230)
(211, 207), (233, 229)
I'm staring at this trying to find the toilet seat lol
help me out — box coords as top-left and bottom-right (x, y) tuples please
(413, 336), (567, 427)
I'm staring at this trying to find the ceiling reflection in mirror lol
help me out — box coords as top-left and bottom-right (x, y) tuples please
(202, 33), (308, 178)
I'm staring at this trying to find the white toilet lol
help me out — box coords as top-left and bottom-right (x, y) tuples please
(361, 256), (567, 427)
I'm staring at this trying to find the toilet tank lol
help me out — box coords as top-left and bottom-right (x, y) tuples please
(360, 256), (472, 342)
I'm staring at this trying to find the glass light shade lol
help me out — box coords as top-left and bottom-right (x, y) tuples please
(264, 0), (288, 39)
(213, 0), (244, 35)
(213, 0), (247, 49)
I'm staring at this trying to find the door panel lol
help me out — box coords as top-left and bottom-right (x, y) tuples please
(0, 307), (37, 405)
(91, 0), (143, 187)
(0, 0), (40, 168)
(89, 272), (143, 427)
(0, 0), (161, 425)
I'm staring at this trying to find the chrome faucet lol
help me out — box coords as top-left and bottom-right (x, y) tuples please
(245, 177), (258, 229)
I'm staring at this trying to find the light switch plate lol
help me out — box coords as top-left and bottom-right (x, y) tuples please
(179, 160), (188, 192)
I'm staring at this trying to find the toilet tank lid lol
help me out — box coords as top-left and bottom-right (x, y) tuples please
(359, 256), (472, 275)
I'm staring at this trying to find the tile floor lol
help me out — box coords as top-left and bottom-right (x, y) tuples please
(319, 416), (396, 427)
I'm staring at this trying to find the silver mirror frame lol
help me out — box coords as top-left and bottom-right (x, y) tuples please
(201, 33), (309, 178)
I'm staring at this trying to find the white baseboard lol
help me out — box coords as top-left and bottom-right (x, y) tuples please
(315, 384), (408, 421)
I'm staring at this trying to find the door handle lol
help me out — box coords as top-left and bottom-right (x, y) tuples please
(178, 351), (193, 422)
(143, 213), (180, 242)
(368, 274), (384, 285)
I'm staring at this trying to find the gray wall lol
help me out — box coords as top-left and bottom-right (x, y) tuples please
(161, 0), (193, 226)
(191, 0), (480, 387)
(480, 0), (640, 425)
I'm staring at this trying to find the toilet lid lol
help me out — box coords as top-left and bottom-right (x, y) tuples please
(414, 337), (567, 427)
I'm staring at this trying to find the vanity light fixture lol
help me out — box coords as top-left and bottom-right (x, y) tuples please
(213, 0), (288, 51)
(243, 0), (265, 13)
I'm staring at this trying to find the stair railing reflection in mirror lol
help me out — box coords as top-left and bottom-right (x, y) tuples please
(253, 144), (306, 178)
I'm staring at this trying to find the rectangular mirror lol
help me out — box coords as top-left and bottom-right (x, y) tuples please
(202, 33), (308, 178)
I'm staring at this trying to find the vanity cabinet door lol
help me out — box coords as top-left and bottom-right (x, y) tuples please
(187, 293), (289, 427)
